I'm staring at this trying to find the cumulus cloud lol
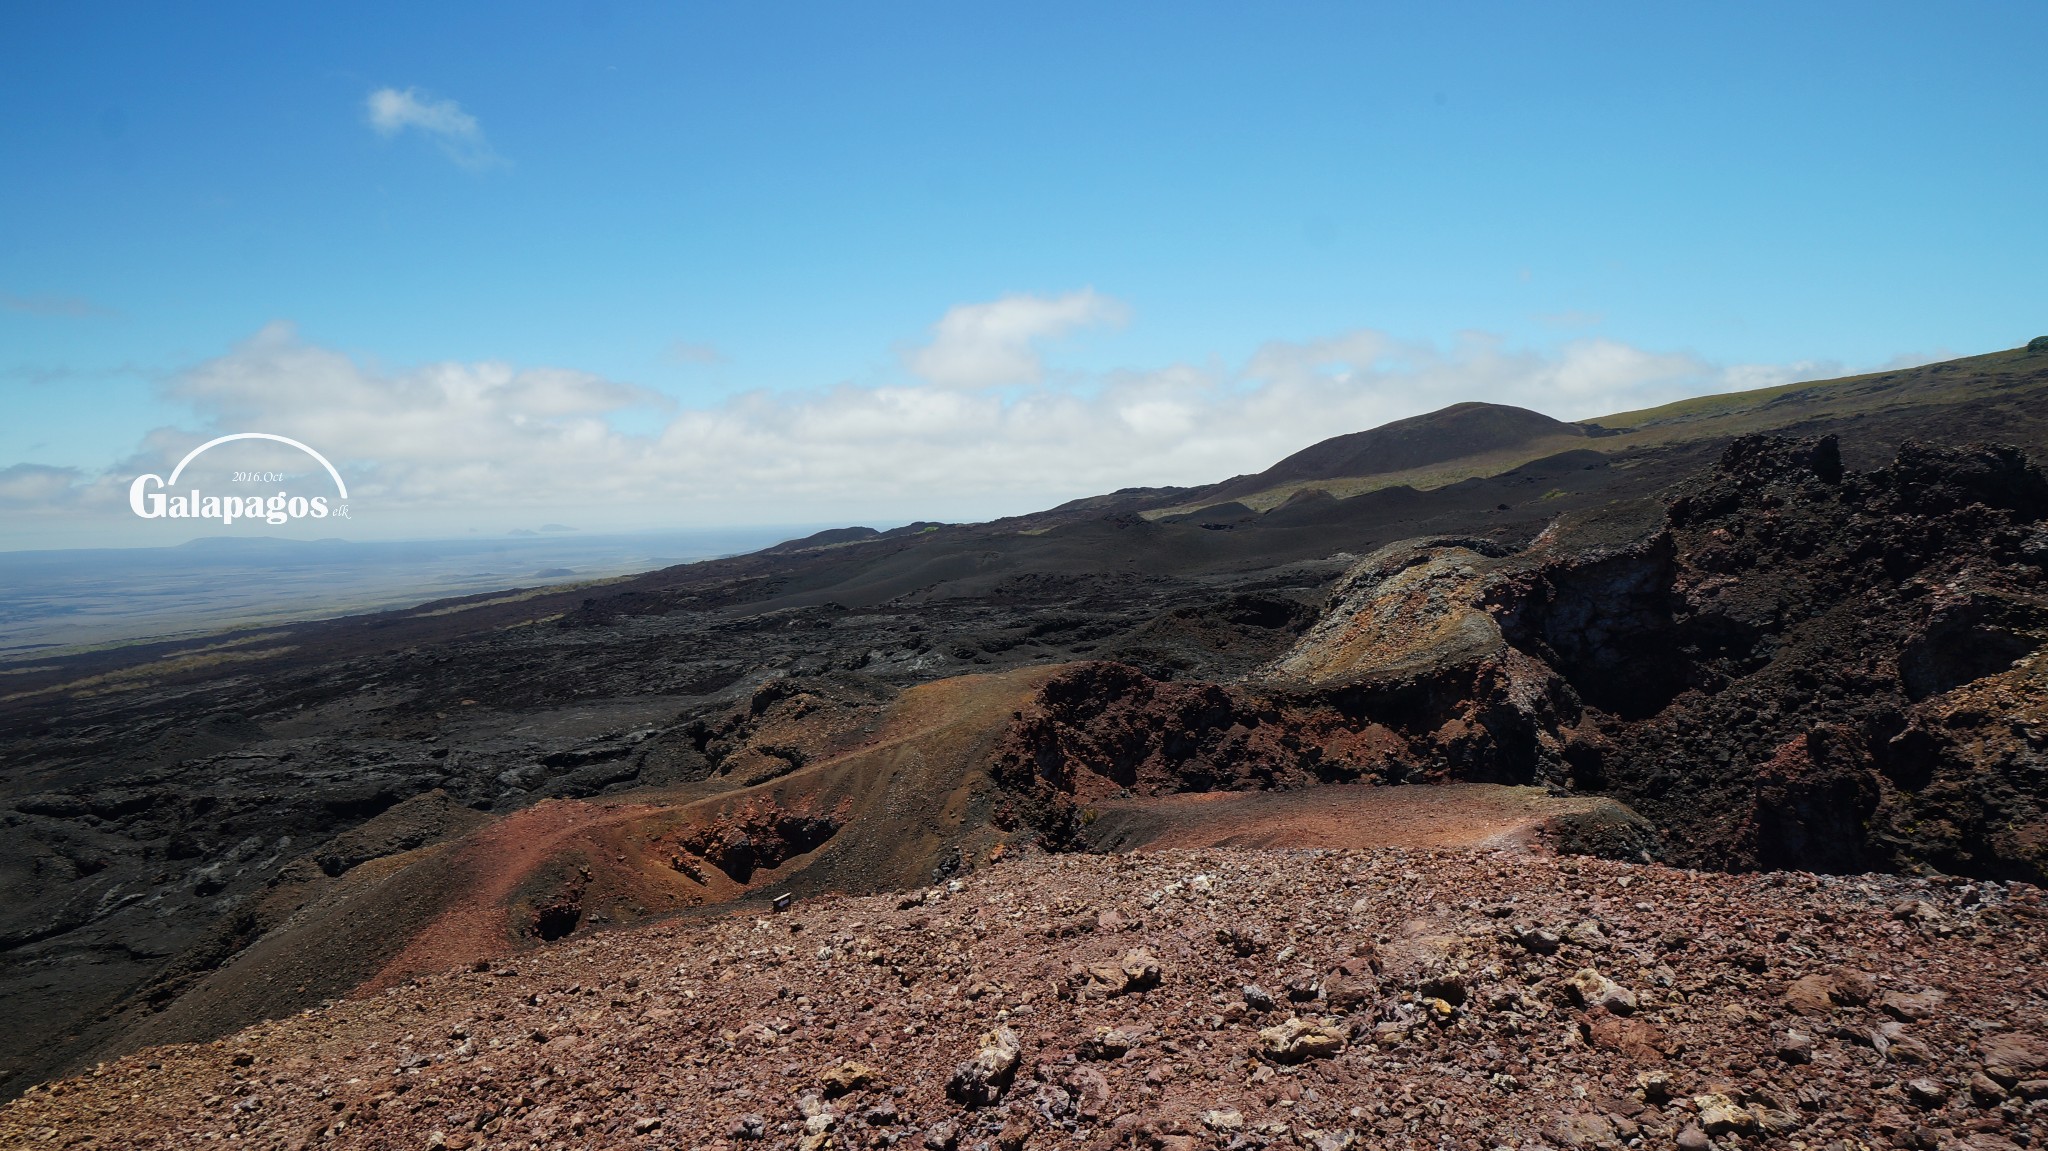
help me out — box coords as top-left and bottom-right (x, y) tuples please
(905, 289), (1128, 388)
(12, 296), (1855, 539)
(0, 464), (86, 507)
(154, 321), (661, 503)
(1236, 329), (1823, 429)
(364, 87), (500, 169)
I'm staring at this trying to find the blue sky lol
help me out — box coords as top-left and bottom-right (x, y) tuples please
(3, 3), (2045, 547)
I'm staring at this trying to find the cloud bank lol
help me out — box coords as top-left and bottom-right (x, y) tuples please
(906, 289), (1129, 389)
(365, 87), (500, 169)
(3, 292), (1871, 541)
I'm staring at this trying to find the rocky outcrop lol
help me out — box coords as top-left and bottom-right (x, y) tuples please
(670, 674), (899, 787)
(992, 434), (2048, 880)
(988, 542), (1592, 826)
(1589, 436), (2048, 878)
(674, 797), (846, 883)
(988, 652), (1591, 853)
(1264, 541), (1512, 686)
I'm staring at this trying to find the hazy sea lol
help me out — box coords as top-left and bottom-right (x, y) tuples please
(0, 528), (821, 659)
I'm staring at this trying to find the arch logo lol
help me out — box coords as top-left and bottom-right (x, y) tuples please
(129, 433), (351, 525)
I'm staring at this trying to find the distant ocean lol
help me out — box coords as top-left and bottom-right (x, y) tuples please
(0, 528), (822, 659)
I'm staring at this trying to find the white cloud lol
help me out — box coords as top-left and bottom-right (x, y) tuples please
(905, 288), (1128, 388)
(7, 299), (1860, 541)
(364, 87), (501, 169)
(1236, 329), (1812, 427)
(0, 464), (85, 507)
(157, 321), (661, 503)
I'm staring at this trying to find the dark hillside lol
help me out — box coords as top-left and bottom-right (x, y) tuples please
(1205, 401), (1587, 503)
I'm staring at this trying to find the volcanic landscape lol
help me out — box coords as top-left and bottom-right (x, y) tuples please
(7, 344), (2048, 1150)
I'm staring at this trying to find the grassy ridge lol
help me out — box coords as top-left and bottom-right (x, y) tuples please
(1152, 344), (2048, 517)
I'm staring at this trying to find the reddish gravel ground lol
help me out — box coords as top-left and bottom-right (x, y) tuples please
(5, 847), (2046, 1151)
(1078, 784), (1625, 854)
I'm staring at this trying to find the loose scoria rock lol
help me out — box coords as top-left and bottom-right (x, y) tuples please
(1784, 969), (1878, 1014)
(1077, 947), (1162, 997)
(1567, 967), (1636, 1015)
(1904, 1077), (1949, 1108)
(1776, 1029), (1814, 1064)
(1981, 1031), (2048, 1084)
(820, 1059), (878, 1098)
(1512, 925), (1561, 954)
(1257, 1016), (1347, 1063)
(1693, 1093), (1759, 1136)
(947, 1026), (1022, 1106)
(1322, 960), (1377, 1010)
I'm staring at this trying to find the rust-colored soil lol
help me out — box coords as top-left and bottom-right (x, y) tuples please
(243, 666), (1068, 1006)
(114, 666), (1643, 1049)
(1081, 783), (1620, 853)
(361, 799), (662, 993)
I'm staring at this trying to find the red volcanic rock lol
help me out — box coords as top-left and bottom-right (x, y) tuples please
(676, 796), (847, 883)
(993, 435), (2048, 881)
(7, 846), (2047, 1150)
